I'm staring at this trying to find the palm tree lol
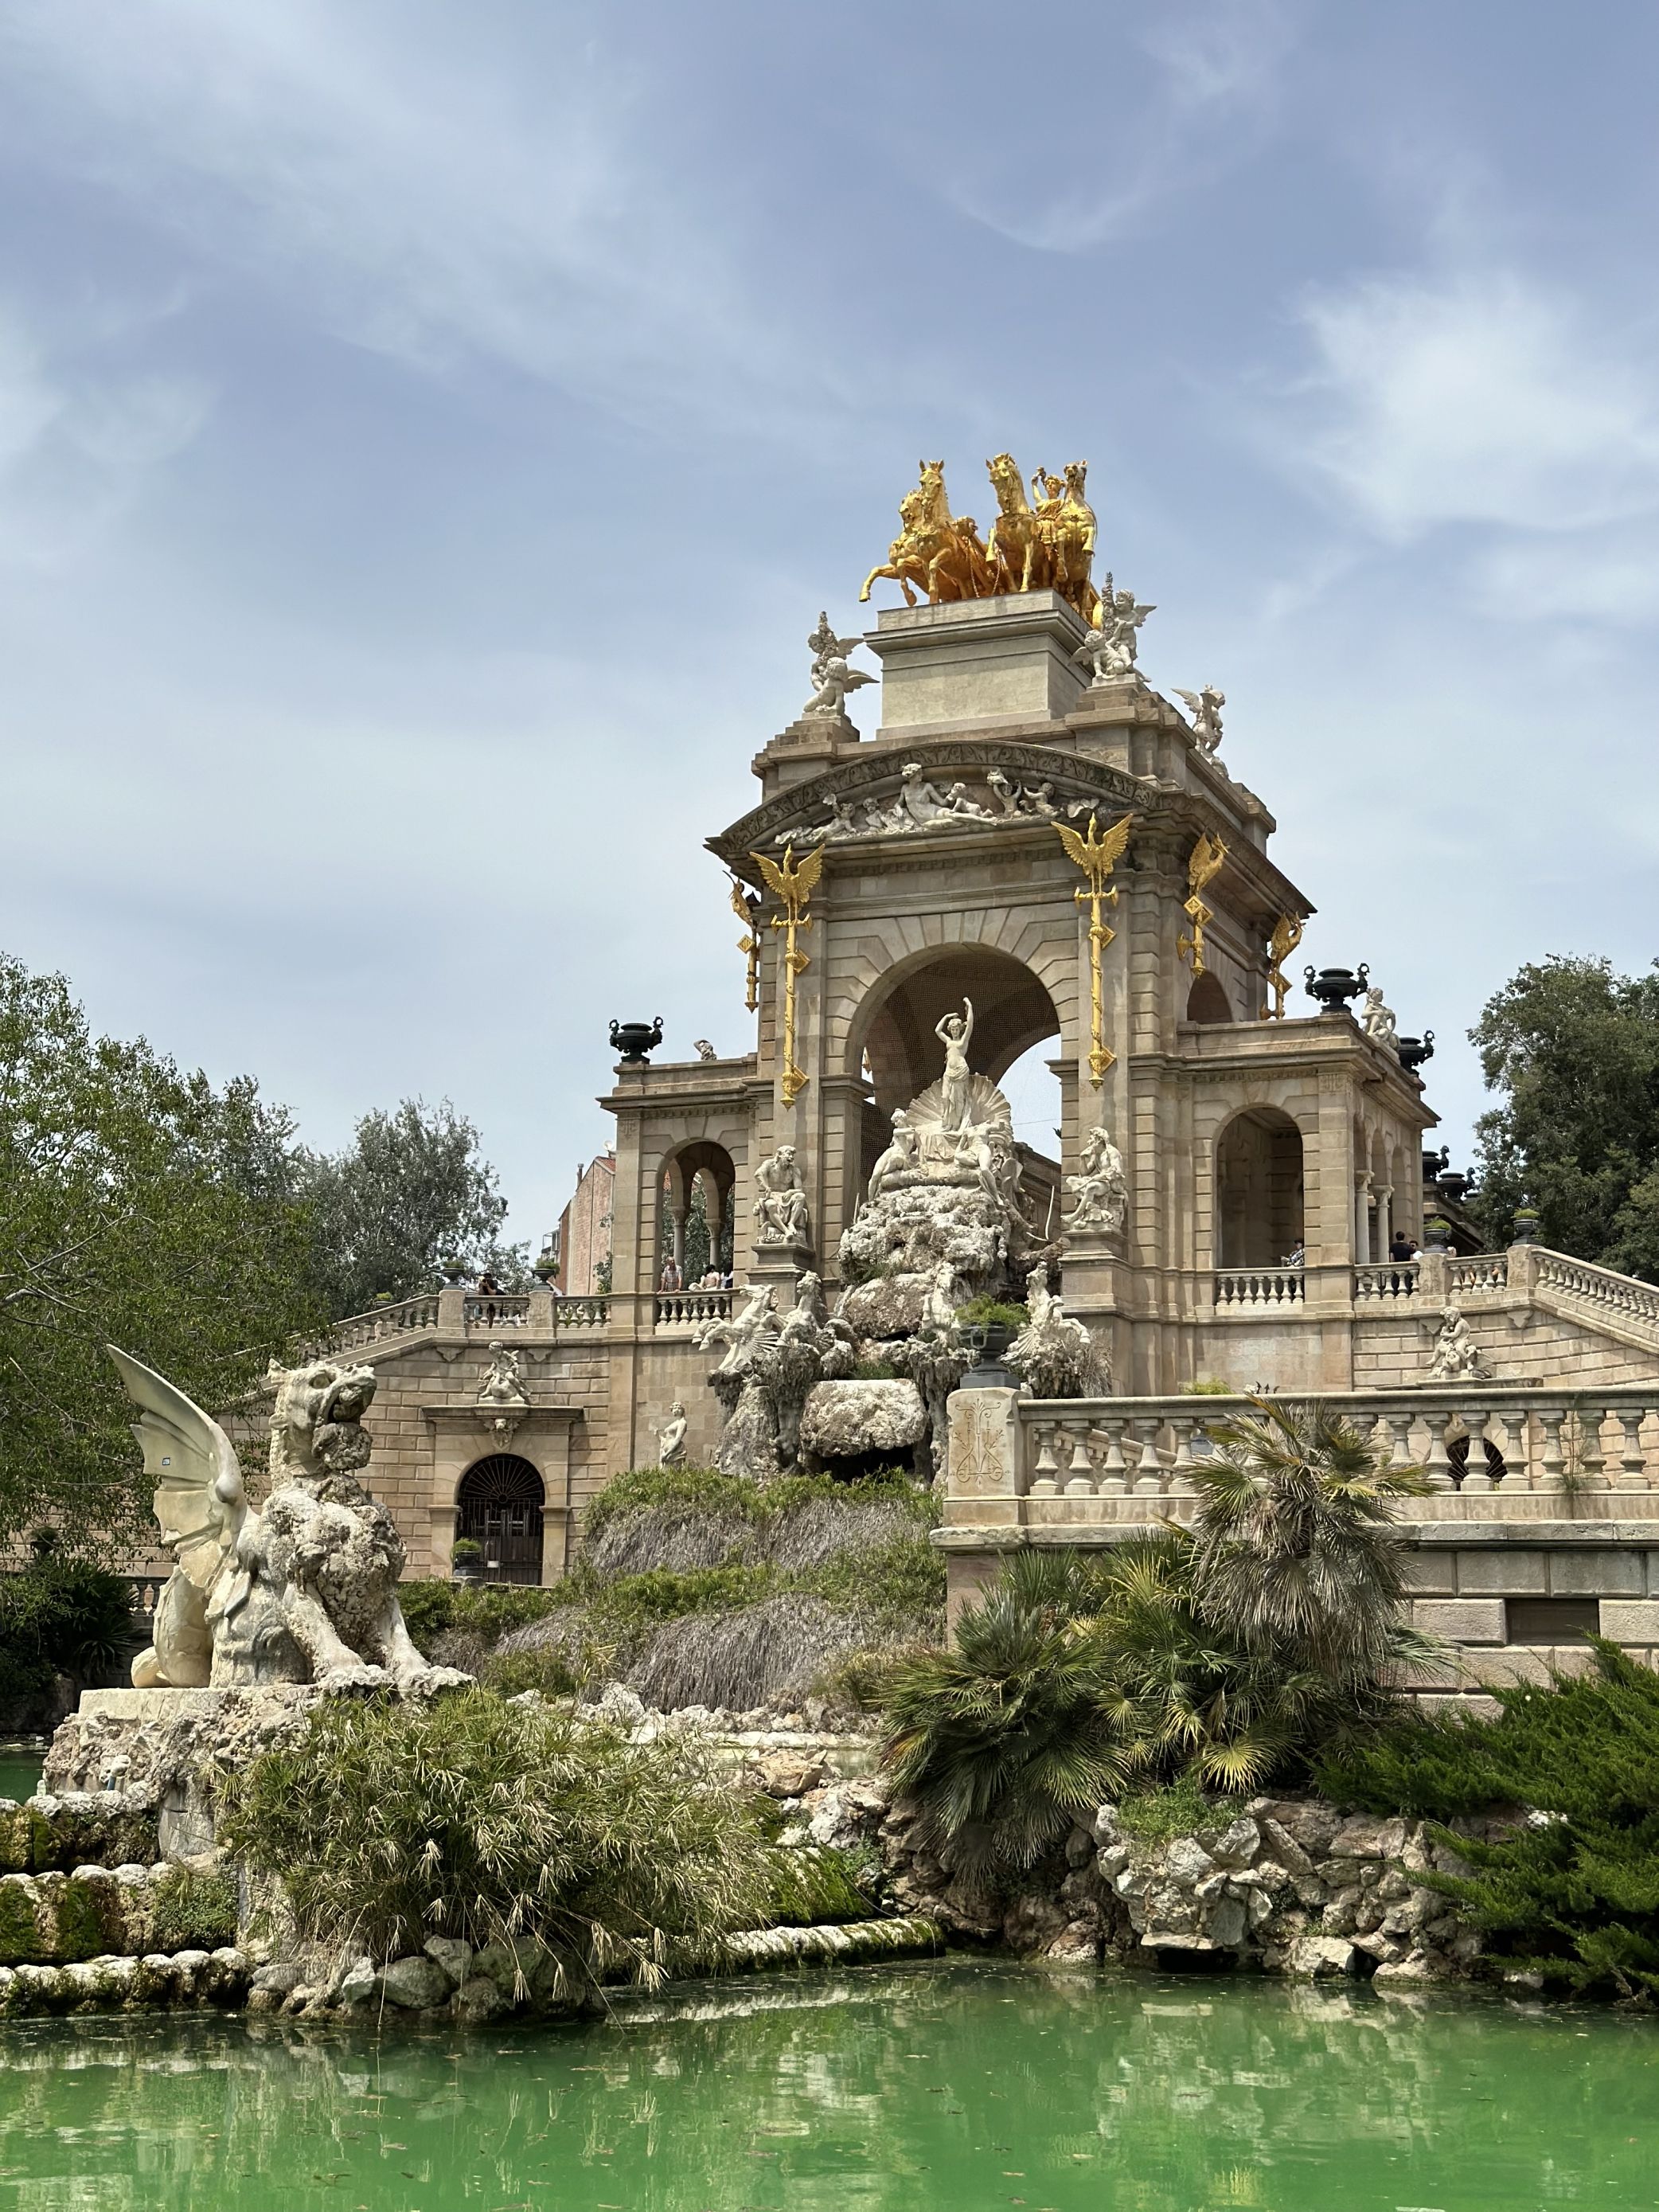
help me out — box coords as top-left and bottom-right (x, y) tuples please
(880, 1550), (1135, 1873)
(1188, 1397), (1442, 1692)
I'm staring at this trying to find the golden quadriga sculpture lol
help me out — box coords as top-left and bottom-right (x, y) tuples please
(861, 456), (1101, 625)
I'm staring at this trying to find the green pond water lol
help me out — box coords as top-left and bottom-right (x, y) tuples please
(1, 1957), (1655, 2210)
(0, 1749), (44, 1803)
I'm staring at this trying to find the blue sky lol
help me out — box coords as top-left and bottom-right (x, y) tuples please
(2, 0), (1656, 1246)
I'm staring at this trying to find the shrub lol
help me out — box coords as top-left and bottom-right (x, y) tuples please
(217, 1690), (781, 1999)
(149, 1864), (238, 1952)
(397, 1580), (564, 1649)
(1318, 1639), (1659, 2000)
(0, 1557), (134, 1718)
(954, 1297), (1029, 1330)
(480, 1647), (581, 1699)
(1116, 1776), (1243, 1849)
(800, 1536), (946, 1628)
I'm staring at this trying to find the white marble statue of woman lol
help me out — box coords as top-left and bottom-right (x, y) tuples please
(657, 1401), (689, 1468)
(935, 999), (975, 1134)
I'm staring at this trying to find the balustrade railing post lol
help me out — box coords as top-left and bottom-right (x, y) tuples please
(1065, 1436), (1096, 1498)
(1098, 1421), (1129, 1496)
(1615, 1408), (1648, 1481)
(1423, 1415), (1455, 1491)
(1131, 1421), (1164, 1496)
(1461, 1408), (1495, 1493)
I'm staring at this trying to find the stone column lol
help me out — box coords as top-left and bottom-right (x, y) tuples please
(1353, 1173), (1372, 1264)
(1376, 1184), (1394, 1258)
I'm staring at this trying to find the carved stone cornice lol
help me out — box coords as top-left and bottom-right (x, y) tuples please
(708, 737), (1154, 877)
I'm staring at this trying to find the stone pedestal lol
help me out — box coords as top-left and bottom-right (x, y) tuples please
(866, 592), (1090, 734)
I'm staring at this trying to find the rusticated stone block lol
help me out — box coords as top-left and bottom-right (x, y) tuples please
(1412, 1599), (1505, 1643)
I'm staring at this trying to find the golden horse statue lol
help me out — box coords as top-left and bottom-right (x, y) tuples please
(861, 461), (992, 606)
(863, 453), (1101, 619)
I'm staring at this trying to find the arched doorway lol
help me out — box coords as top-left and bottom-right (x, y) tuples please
(657, 1141), (736, 1289)
(455, 1454), (545, 1585)
(1216, 1108), (1305, 1267)
(1185, 971), (1233, 1024)
(848, 945), (1064, 1195)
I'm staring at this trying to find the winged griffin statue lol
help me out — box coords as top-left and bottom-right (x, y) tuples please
(111, 1345), (468, 1696)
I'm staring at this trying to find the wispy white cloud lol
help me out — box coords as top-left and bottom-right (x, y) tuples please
(934, 0), (1299, 252)
(0, 0), (832, 439)
(1286, 268), (1659, 540)
(0, 305), (209, 569)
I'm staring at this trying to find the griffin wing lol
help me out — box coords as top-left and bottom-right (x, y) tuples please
(1173, 689), (1202, 717)
(107, 1345), (244, 1591)
(729, 877), (755, 924)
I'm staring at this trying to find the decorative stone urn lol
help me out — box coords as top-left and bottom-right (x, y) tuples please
(1511, 1206), (1541, 1246)
(609, 1017), (664, 1066)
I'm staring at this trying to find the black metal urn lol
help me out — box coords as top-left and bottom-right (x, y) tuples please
(1304, 962), (1369, 1013)
(1437, 1169), (1469, 1205)
(1397, 1030), (1435, 1073)
(610, 1016), (664, 1066)
(957, 1319), (1017, 1389)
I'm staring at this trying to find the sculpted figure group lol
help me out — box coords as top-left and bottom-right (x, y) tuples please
(861, 455), (1101, 625)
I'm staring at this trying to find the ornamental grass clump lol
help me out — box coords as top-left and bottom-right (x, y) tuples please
(880, 1399), (1445, 1874)
(217, 1689), (780, 2003)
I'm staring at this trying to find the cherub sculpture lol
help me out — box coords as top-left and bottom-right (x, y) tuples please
(802, 612), (875, 719)
(1428, 1304), (1487, 1381)
(1074, 573), (1155, 686)
(112, 1345), (469, 1696)
(1174, 684), (1225, 756)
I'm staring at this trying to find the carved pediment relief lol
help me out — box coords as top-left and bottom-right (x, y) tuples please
(709, 740), (1151, 870)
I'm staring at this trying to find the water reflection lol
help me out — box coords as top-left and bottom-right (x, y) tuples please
(0, 1961), (1653, 2210)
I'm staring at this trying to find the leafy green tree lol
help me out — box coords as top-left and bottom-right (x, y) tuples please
(0, 1540), (135, 1720)
(298, 1098), (525, 1318)
(0, 952), (321, 1552)
(1470, 955), (1659, 1274)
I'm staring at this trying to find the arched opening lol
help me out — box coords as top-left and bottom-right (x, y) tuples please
(849, 945), (1064, 1192)
(1216, 1108), (1305, 1267)
(1185, 971), (1233, 1025)
(656, 1141), (736, 1291)
(455, 1454), (545, 1585)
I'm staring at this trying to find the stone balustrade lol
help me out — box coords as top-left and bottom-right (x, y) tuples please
(1447, 1253), (1509, 1296)
(1213, 1266), (1305, 1310)
(326, 1288), (610, 1355)
(943, 1386), (1659, 1538)
(1534, 1248), (1659, 1335)
(654, 1289), (732, 1330)
(332, 1293), (441, 1349)
(1353, 1261), (1419, 1301)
